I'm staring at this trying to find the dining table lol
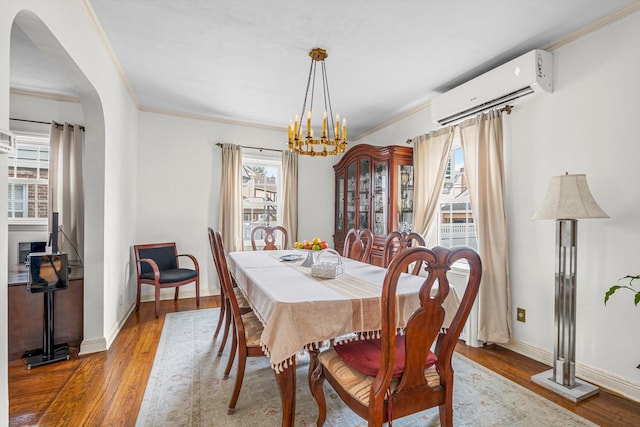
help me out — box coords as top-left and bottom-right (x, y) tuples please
(227, 249), (458, 427)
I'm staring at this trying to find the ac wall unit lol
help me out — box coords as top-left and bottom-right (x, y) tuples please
(447, 263), (482, 348)
(0, 128), (15, 154)
(431, 49), (553, 126)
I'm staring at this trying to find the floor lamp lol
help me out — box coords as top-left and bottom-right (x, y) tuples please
(531, 173), (608, 402)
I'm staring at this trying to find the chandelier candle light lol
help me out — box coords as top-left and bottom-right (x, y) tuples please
(288, 48), (347, 156)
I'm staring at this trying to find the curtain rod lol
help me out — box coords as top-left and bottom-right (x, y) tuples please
(10, 117), (85, 131)
(405, 104), (512, 144)
(215, 142), (282, 153)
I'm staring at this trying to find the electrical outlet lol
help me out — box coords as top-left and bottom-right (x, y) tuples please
(517, 307), (526, 323)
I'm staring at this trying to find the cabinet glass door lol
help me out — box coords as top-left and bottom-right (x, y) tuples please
(336, 175), (344, 232)
(358, 158), (370, 229)
(373, 163), (388, 235)
(346, 161), (356, 230)
(398, 164), (414, 231)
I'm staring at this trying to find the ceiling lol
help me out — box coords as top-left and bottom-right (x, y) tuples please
(9, 0), (637, 138)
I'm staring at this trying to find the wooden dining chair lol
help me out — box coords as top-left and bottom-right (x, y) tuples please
(250, 225), (288, 250)
(207, 228), (252, 357)
(342, 228), (374, 263)
(309, 246), (482, 427)
(133, 242), (200, 319)
(382, 230), (426, 275)
(210, 228), (266, 414)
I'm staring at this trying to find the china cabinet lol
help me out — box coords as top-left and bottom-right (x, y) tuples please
(333, 144), (413, 266)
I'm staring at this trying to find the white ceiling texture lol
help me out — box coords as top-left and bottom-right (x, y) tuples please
(9, 0), (638, 138)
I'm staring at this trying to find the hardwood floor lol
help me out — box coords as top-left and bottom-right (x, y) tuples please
(9, 296), (640, 426)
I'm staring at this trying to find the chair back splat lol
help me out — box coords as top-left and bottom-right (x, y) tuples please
(342, 228), (374, 263)
(309, 246), (482, 427)
(382, 230), (426, 275)
(250, 225), (288, 251)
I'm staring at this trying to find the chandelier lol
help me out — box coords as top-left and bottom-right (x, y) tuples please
(288, 48), (347, 156)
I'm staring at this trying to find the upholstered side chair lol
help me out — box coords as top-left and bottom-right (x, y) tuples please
(133, 242), (200, 319)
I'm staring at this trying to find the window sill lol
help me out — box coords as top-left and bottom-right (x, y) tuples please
(8, 222), (48, 232)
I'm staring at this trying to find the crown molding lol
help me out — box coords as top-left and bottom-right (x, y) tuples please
(544, 1), (640, 51)
(139, 106), (286, 132)
(10, 87), (80, 103)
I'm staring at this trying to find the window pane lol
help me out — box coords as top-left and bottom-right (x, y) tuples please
(16, 166), (37, 179)
(437, 146), (478, 250)
(8, 137), (50, 222)
(241, 158), (282, 249)
(17, 146), (38, 161)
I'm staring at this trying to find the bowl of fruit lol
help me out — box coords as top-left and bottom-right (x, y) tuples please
(293, 238), (329, 266)
(293, 237), (329, 251)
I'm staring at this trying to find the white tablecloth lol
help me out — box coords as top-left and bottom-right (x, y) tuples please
(228, 250), (453, 371)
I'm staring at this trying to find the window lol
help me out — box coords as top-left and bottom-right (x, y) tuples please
(435, 138), (478, 250)
(7, 133), (50, 223)
(241, 154), (282, 250)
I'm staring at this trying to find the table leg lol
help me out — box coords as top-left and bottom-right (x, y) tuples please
(274, 357), (296, 427)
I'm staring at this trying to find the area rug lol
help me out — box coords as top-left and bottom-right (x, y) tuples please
(136, 309), (597, 427)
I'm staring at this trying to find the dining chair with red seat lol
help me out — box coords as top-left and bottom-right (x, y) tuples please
(309, 245), (482, 427)
(250, 225), (288, 250)
(207, 228), (252, 358)
(133, 242), (200, 319)
(209, 228), (267, 414)
(382, 230), (426, 275)
(342, 228), (374, 263)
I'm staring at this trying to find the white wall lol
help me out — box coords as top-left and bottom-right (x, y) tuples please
(357, 106), (435, 148)
(360, 10), (640, 401)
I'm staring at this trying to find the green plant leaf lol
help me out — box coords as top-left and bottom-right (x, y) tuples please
(635, 292), (640, 306)
(604, 285), (622, 305)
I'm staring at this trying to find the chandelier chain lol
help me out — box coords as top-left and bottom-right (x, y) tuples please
(321, 61), (335, 140)
(298, 57), (314, 134)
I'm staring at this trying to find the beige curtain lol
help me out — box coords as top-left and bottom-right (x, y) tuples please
(48, 122), (84, 265)
(281, 150), (298, 247)
(412, 127), (455, 242)
(459, 110), (511, 344)
(219, 143), (244, 252)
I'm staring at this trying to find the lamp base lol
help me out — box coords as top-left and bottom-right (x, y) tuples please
(531, 369), (599, 402)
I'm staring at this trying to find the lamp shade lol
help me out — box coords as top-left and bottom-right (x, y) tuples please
(532, 173), (609, 220)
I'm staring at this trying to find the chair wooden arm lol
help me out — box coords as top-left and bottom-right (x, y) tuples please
(177, 253), (200, 273)
(138, 257), (161, 283)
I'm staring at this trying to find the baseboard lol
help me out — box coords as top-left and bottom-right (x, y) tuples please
(104, 303), (136, 349)
(78, 336), (107, 355)
(139, 287), (220, 303)
(500, 339), (640, 403)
